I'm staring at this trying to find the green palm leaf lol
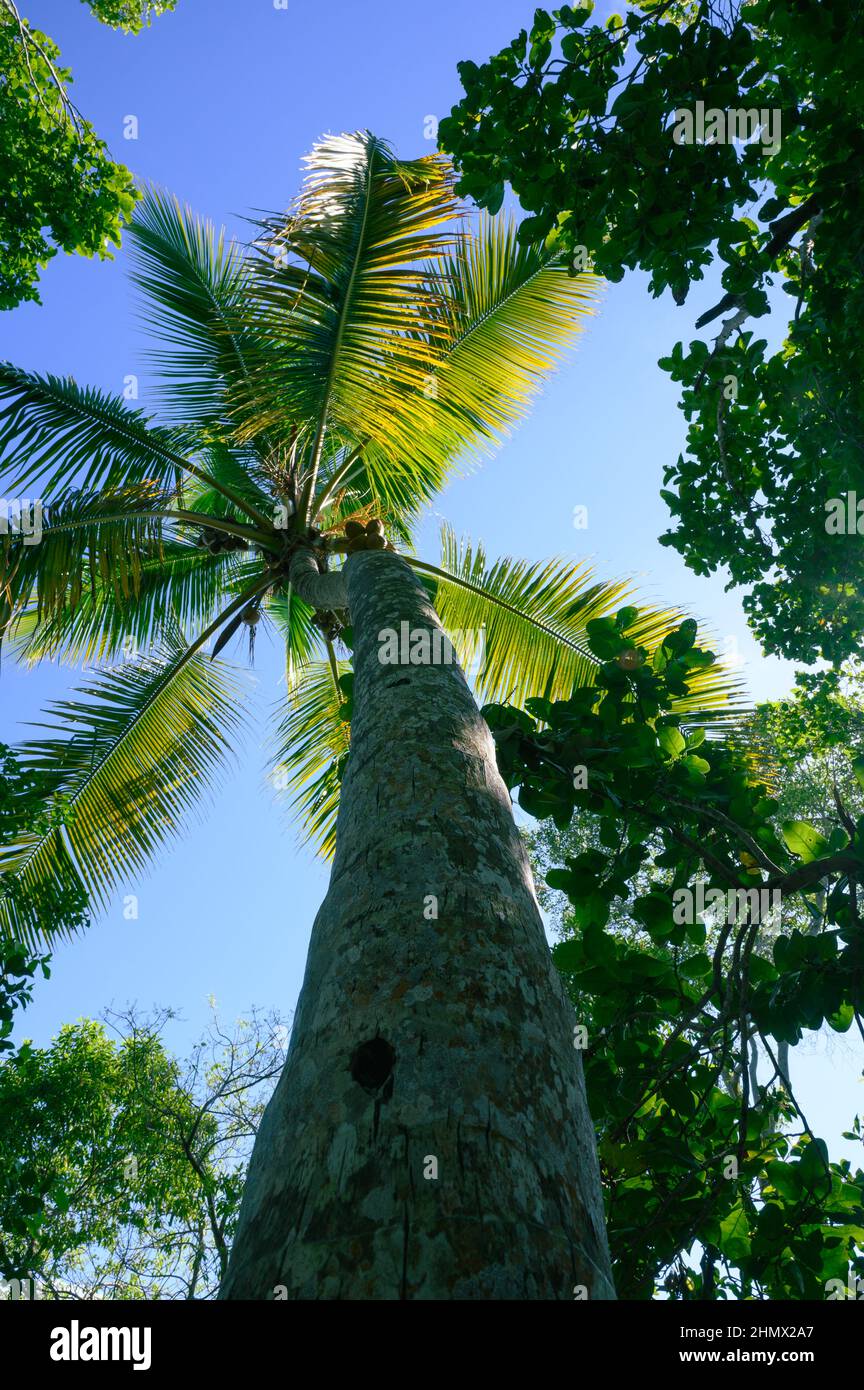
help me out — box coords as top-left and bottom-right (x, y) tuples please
(264, 586), (323, 690)
(410, 526), (746, 723)
(309, 214), (600, 524)
(412, 528), (630, 707)
(0, 364), (193, 499)
(239, 132), (461, 512)
(10, 543), (260, 668)
(127, 189), (261, 432)
(0, 485), (170, 640)
(420, 215), (600, 453)
(178, 441), (275, 520)
(269, 656), (351, 860)
(0, 634), (249, 946)
(0, 363), (269, 527)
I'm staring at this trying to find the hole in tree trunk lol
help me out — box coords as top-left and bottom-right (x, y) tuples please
(350, 1037), (396, 1099)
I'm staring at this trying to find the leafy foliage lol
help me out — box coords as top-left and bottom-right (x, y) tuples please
(0, 0), (179, 308)
(82, 1), (178, 31)
(489, 609), (864, 1298)
(442, 0), (864, 665)
(0, 1005), (284, 1299)
(0, 940), (50, 1059)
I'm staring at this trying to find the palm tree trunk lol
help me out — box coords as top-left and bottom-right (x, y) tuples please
(220, 549), (614, 1300)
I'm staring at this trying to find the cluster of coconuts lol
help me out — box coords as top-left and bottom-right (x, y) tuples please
(195, 525), (248, 555)
(343, 518), (394, 554)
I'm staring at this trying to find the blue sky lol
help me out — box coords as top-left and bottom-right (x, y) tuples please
(2, 1), (860, 1163)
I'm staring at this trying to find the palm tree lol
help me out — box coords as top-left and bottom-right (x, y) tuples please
(0, 133), (738, 1299)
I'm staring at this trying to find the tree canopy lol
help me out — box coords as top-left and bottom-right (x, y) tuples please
(0, 1004), (284, 1299)
(498, 613), (864, 1297)
(441, 0), (864, 667)
(0, 0), (177, 309)
(0, 134), (743, 950)
(83, 1), (177, 29)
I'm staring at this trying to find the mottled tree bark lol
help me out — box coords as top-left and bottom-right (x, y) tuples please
(220, 549), (614, 1300)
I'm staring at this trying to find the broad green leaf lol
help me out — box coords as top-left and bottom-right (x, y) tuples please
(781, 820), (830, 863)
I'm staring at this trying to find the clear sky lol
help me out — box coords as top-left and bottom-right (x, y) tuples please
(2, 1), (860, 1165)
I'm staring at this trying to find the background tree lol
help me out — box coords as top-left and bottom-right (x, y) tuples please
(83, 1), (177, 26)
(748, 669), (864, 838)
(0, 0), (178, 310)
(492, 613), (864, 1298)
(0, 1004), (285, 1299)
(440, 0), (864, 667)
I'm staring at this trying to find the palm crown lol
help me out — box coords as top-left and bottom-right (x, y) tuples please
(0, 132), (739, 946)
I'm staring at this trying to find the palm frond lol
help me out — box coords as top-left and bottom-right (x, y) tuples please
(309, 214), (600, 524)
(421, 215), (601, 454)
(9, 543), (261, 667)
(0, 635), (249, 946)
(0, 363), (271, 528)
(264, 585), (323, 690)
(0, 363), (191, 499)
(238, 133), (461, 509)
(177, 441), (275, 521)
(0, 485), (171, 641)
(269, 655), (351, 859)
(411, 527), (746, 724)
(127, 188), (258, 431)
(416, 527), (629, 707)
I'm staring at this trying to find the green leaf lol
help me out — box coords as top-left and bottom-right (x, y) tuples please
(679, 952), (711, 980)
(586, 616), (626, 660)
(781, 820), (831, 864)
(828, 1002), (854, 1033)
(681, 753), (711, 778)
(552, 938), (583, 973)
(657, 725), (686, 759)
(484, 182), (506, 216)
(545, 867), (576, 892)
(718, 1202), (751, 1263)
